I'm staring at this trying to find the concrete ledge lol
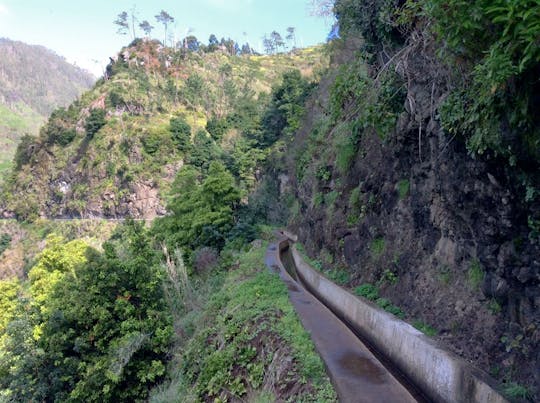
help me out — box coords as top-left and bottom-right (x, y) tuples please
(289, 245), (508, 403)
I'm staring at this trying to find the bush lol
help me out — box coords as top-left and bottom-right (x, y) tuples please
(0, 223), (173, 402)
(194, 247), (219, 274)
(170, 116), (191, 152)
(334, 0), (406, 49)
(370, 237), (386, 257)
(13, 134), (38, 169)
(142, 129), (165, 154)
(0, 233), (11, 256)
(354, 283), (379, 300)
(468, 259), (484, 289)
(84, 108), (106, 138)
(397, 179), (409, 199)
(206, 116), (229, 140)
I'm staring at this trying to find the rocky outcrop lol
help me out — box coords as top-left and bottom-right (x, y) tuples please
(282, 39), (539, 398)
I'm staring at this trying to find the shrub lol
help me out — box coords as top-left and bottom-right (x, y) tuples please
(84, 108), (106, 138)
(503, 382), (533, 400)
(206, 116), (229, 140)
(354, 283), (379, 300)
(370, 237), (386, 257)
(194, 247), (219, 274)
(142, 129), (165, 154)
(397, 179), (410, 199)
(13, 134), (38, 169)
(468, 259), (484, 289)
(0, 233), (12, 256)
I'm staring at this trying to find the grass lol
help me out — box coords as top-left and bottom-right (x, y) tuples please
(413, 320), (438, 337)
(396, 179), (410, 199)
(150, 242), (337, 402)
(370, 237), (386, 258)
(488, 299), (502, 314)
(354, 283), (379, 300)
(468, 259), (484, 289)
(502, 382), (532, 400)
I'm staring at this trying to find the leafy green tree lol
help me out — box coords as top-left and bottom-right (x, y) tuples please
(170, 116), (192, 152)
(13, 134), (38, 169)
(1, 223), (173, 402)
(0, 279), (20, 335)
(43, 107), (78, 146)
(182, 73), (206, 107)
(206, 116), (229, 140)
(260, 69), (313, 146)
(29, 235), (89, 323)
(156, 162), (241, 251)
(187, 130), (221, 172)
(85, 108), (106, 138)
(185, 35), (200, 51)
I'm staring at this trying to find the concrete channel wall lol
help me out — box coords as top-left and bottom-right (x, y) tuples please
(286, 243), (508, 403)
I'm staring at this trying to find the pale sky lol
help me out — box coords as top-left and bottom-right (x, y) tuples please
(0, 0), (332, 77)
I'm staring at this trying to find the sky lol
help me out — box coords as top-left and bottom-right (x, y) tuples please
(0, 0), (333, 77)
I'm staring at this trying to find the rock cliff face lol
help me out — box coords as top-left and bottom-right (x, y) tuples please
(278, 39), (539, 397)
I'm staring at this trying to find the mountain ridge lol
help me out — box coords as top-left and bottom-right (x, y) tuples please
(0, 37), (95, 177)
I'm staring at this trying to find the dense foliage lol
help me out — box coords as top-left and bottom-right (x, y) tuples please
(0, 223), (172, 402)
(0, 38), (94, 178)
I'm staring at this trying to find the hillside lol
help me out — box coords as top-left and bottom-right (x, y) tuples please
(0, 38), (95, 177)
(1, 39), (326, 220)
(258, 1), (539, 400)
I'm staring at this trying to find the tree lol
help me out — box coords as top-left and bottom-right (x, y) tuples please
(155, 10), (174, 46)
(0, 223), (173, 402)
(185, 35), (200, 51)
(260, 69), (313, 146)
(262, 35), (275, 54)
(270, 31), (285, 52)
(187, 130), (220, 171)
(286, 27), (297, 49)
(240, 43), (253, 55)
(170, 116), (191, 152)
(13, 134), (38, 169)
(159, 162), (241, 251)
(139, 20), (154, 37)
(84, 109), (106, 138)
(208, 34), (219, 52)
(114, 11), (129, 36)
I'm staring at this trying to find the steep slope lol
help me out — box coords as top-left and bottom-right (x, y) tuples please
(1, 39), (326, 220)
(0, 38), (95, 177)
(258, 1), (539, 400)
